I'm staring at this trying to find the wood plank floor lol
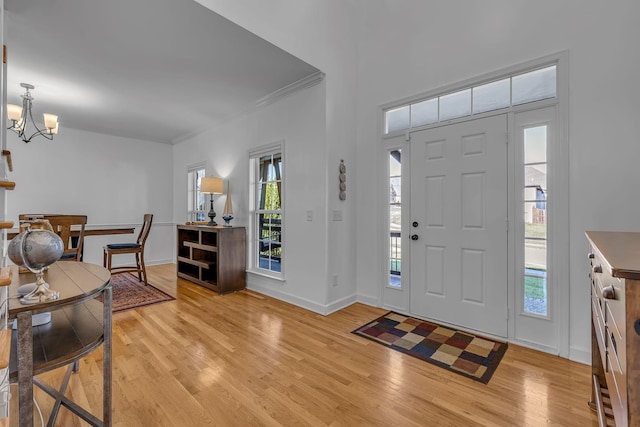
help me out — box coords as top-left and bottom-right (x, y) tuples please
(12, 264), (598, 426)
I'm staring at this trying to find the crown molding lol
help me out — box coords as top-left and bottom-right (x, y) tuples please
(171, 71), (325, 145)
(254, 71), (325, 109)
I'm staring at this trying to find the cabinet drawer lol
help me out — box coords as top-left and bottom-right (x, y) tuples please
(606, 300), (626, 373)
(604, 276), (625, 326)
(606, 337), (627, 427)
(592, 280), (605, 323)
(592, 297), (607, 370)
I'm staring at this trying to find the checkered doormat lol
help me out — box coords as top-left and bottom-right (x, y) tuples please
(352, 312), (508, 384)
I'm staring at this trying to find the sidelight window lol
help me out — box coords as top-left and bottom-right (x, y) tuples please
(389, 149), (402, 287)
(523, 125), (548, 316)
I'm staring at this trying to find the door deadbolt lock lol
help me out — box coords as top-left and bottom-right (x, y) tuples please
(412, 221), (419, 228)
(411, 234), (419, 241)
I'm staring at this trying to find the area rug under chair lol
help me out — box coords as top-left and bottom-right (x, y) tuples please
(352, 312), (508, 384)
(107, 273), (175, 312)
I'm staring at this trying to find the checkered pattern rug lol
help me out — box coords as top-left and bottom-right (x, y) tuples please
(352, 312), (508, 384)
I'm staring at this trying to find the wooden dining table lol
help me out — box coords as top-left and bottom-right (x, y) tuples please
(6, 227), (135, 240)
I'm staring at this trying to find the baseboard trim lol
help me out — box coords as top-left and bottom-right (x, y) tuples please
(148, 258), (174, 266)
(247, 282), (356, 316)
(356, 294), (378, 307)
(111, 258), (173, 269)
(326, 294), (357, 315)
(247, 282), (328, 315)
(510, 338), (559, 357)
(569, 346), (590, 365)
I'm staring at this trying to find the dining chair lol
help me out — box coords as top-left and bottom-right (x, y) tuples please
(19, 214), (87, 261)
(47, 215), (88, 261)
(103, 214), (153, 285)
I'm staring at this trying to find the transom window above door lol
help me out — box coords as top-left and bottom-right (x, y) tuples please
(384, 65), (557, 134)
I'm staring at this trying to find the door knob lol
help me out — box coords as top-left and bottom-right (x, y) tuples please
(411, 234), (419, 241)
(412, 221), (419, 228)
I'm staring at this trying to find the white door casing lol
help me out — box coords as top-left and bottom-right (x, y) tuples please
(409, 115), (508, 337)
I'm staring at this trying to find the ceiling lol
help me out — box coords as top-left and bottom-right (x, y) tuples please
(4, 0), (320, 144)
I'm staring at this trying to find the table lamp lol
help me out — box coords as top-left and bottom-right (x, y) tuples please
(201, 177), (224, 226)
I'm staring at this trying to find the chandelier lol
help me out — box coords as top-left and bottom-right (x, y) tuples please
(7, 83), (59, 143)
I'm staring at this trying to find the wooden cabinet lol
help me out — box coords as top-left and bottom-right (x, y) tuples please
(586, 231), (640, 427)
(176, 225), (246, 294)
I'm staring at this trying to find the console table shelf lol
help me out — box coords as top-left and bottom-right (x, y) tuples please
(183, 241), (217, 252)
(177, 225), (245, 294)
(177, 256), (216, 269)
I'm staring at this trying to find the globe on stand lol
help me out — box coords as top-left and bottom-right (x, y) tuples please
(8, 221), (64, 304)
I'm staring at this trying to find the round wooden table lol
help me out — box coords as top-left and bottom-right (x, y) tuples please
(8, 262), (112, 427)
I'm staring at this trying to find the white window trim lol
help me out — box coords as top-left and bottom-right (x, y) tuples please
(187, 162), (206, 222)
(247, 141), (285, 281)
(381, 51), (565, 138)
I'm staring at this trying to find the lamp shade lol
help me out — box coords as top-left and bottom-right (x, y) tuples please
(201, 177), (224, 194)
(7, 104), (22, 122)
(43, 113), (58, 130)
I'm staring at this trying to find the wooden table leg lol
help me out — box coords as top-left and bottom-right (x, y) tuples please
(17, 311), (33, 427)
(103, 285), (112, 427)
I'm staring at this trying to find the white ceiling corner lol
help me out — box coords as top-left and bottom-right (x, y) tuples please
(4, 0), (321, 144)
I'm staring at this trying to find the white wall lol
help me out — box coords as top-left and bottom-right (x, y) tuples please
(199, 0), (640, 362)
(6, 127), (174, 266)
(172, 82), (331, 311)
(195, 0), (360, 312)
(352, 0), (640, 362)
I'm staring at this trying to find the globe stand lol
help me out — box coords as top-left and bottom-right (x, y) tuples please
(8, 220), (64, 305)
(20, 269), (59, 305)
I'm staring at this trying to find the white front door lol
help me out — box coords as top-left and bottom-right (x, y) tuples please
(409, 115), (508, 337)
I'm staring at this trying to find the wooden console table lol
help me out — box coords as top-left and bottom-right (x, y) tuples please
(176, 225), (246, 293)
(586, 231), (640, 427)
(8, 262), (112, 427)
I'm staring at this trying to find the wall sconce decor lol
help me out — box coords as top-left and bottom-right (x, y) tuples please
(7, 83), (59, 143)
(339, 160), (346, 200)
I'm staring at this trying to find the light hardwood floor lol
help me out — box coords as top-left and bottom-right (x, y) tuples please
(14, 264), (597, 426)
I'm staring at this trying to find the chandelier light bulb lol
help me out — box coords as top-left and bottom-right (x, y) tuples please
(7, 104), (22, 122)
(43, 113), (58, 130)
